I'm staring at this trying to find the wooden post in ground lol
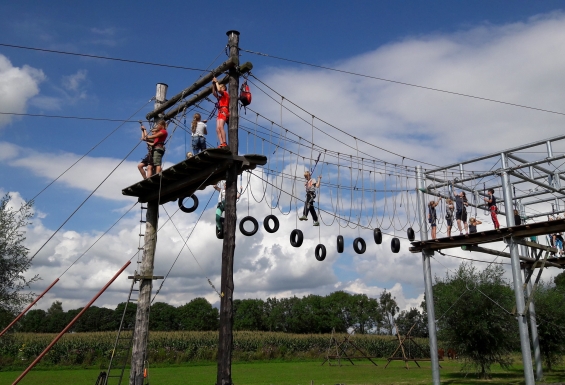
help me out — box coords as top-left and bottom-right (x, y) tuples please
(129, 83), (167, 385)
(217, 30), (240, 385)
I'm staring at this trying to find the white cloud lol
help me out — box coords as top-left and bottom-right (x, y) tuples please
(0, 55), (45, 128)
(62, 70), (88, 92)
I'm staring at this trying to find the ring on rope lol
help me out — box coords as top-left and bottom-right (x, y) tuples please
(407, 227), (415, 241)
(391, 237), (400, 253)
(315, 244), (327, 261)
(263, 214), (280, 233)
(337, 235), (344, 253)
(373, 228), (382, 244)
(353, 237), (366, 254)
(178, 194), (199, 213)
(290, 229), (304, 247)
(239, 216), (259, 236)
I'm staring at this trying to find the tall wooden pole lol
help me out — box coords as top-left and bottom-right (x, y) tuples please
(217, 30), (240, 385)
(129, 83), (167, 385)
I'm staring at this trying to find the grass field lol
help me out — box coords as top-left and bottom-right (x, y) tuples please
(1, 360), (564, 385)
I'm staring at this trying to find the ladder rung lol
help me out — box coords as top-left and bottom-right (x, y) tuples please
(139, 234), (144, 236)
(140, 220), (146, 223)
(141, 206), (147, 210)
(138, 247), (144, 250)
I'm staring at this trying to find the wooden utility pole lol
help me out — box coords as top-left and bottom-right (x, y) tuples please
(217, 30), (240, 385)
(129, 83), (167, 385)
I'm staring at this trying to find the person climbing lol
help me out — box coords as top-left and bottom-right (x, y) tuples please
(212, 77), (229, 148)
(214, 180), (241, 234)
(137, 123), (155, 179)
(484, 188), (499, 229)
(428, 197), (441, 239)
(445, 198), (455, 237)
(554, 232), (564, 256)
(468, 218), (482, 234)
(142, 120), (168, 175)
(191, 112), (208, 155)
(453, 191), (469, 235)
(299, 170), (322, 226)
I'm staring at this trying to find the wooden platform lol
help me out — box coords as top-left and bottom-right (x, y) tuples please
(409, 218), (565, 253)
(122, 148), (267, 204)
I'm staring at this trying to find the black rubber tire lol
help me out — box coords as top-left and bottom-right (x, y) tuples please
(290, 229), (304, 247)
(263, 214), (280, 233)
(407, 227), (415, 241)
(353, 237), (367, 254)
(374, 228), (382, 244)
(315, 244), (327, 261)
(337, 235), (344, 253)
(391, 237), (401, 253)
(178, 194), (199, 213)
(239, 216), (259, 236)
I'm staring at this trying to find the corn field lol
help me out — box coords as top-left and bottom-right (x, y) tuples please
(0, 332), (430, 368)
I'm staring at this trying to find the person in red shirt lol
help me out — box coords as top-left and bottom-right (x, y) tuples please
(212, 77), (229, 148)
(142, 120), (168, 176)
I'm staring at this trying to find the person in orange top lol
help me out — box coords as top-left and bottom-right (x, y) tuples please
(142, 120), (168, 176)
(212, 77), (229, 148)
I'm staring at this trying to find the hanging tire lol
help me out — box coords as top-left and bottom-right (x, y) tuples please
(239, 216), (259, 236)
(407, 227), (415, 241)
(263, 214), (280, 233)
(178, 194), (199, 213)
(374, 228), (382, 244)
(315, 244), (327, 261)
(353, 237), (366, 254)
(290, 229), (304, 247)
(391, 237), (400, 253)
(337, 235), (344, 253)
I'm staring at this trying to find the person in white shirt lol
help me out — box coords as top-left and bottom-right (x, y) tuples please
(191, 113), (208, 155)
(299, 170), (321, 226)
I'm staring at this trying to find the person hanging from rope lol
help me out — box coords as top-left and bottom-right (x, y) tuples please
(137, 122), (156, 179)
(191, 112), (208, 155)
(452, 190), (469, 236)
(428, 197), (441, 239)
(484, 188), (500, 230)
(212, 77), (229, 148)
(214, 180), (241, 234)
(468, 217), (482, 234)
(299, 170), (321, 226)
(142, 119), (168, 176)
(445, 198), (455, 237)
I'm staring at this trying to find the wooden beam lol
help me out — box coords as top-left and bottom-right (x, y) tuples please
(511, 238), (558, 253)
(461, 245), (563, 269)
(146, 57), (237, 121)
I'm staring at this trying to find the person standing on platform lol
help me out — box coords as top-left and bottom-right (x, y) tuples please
(484, 188), (500, 229)
(191, 113), (208, 155)
(212, 77), (229, 148)
(453, 191), (469, 235)
(143, 120), (168, 175)
(468, 218), (482, 234)
(138, 123), (155, 179)
(299, 170), (321, 226)
(428, 197), (441, 239)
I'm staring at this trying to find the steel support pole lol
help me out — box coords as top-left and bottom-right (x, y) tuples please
(416, 165), (440, 385)
(500, 153), (535, 385)
(521, 257), (543, 381)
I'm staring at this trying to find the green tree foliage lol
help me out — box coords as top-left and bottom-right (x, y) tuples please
(349, 294), (381, 334)
(433, 263), (518, 378)
(234, 299), (266, 331)
(531, 282), (565, 371)
(177, 297), (218, 331)
(554, 271), (565, 291)
(379, 290), (399, 335)
(19, 309), (47, 332)
(113, 302), (137, 329)
(0, 195), (38, 320)
(149, 302), (179, 331)
(395, 307), (428, 338)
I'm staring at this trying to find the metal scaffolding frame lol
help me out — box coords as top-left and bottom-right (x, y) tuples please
(415, 135), (565, 385)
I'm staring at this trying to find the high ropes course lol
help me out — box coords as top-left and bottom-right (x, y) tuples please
(3, 30), (565, 385)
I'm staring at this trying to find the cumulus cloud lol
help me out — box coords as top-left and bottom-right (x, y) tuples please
(0, 55), (45, 128)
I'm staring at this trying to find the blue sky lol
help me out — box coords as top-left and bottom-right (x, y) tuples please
(2, 1), (565, 311)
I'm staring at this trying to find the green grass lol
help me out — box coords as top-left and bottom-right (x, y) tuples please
(1, 360), (565, 385)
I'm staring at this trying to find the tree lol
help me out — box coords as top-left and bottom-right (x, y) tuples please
(395, 307), (428, 338)
(150, 302), (178, 331)
(349, 294), (381, 334)
(433, 263), (518, 378)
(19, 309), (47, 332)
(323, 291), (352, 333)
(234, 299), (266, 331)
(379, 289), (399, 335)
(177, 298), (218, 331)
(0, 195), (38, 317)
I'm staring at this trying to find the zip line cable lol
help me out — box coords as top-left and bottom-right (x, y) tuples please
(240, 48), (565, 118)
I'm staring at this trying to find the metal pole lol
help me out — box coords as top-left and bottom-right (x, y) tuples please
(416, 165), (440, 385)
(130, 83), (167, 385)
(500, 153), (535, 385)
(12, 261), (131, 385)
(217, 30), (240, 385)
(0, 278), (59, 338)
(521, 255), (543, 381)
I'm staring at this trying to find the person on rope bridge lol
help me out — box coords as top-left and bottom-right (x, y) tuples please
(428, 197), (441, 239)
(142, 120), (168, 176)
(191, 112), (208, 155)
(484, 188), (500, 229)
(445, 198), (455, 237)
(513, 209), (522, 226)
(138, 123), (156, 179)
(453, 190), (469, 236)
(214, 180), (241, 234)
(212, 77), (229, 148)
(299, 170), (322, 226)
(468, 217), (482, 234)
